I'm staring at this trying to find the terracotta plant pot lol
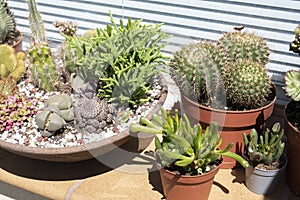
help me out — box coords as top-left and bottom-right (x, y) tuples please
(245, 155), (287, 195)
(284, 101), (300, 196)
(11, 29), (23, 53)
(158, 163), (221, 200)
(181, 85), (276, 169)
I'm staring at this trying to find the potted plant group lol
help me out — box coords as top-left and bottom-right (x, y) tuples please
(243, 122), (286, 195)
(130, 108), (249, 200)
(0, 0), (170, 162)
(284, 23), (300, 196)
(170, 29), (276, 168)
(0, 0), (23, 52)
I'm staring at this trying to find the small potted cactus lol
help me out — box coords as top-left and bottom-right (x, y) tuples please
(243, 122), (286, 195)
(284, 24), (300, 196)
(130, 108), (249, 200)
(170, 29), (276, 168)
(0, 0), (23, 52)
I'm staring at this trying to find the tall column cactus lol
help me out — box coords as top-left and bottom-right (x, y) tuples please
(28, 0), (59, 92)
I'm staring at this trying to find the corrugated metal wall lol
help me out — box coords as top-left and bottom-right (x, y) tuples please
(9, 0), (300, 106)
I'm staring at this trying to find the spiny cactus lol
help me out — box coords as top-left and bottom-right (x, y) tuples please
(28, 0), (60, 92)
(0, 0), (16, 44)
(243, 122), (285, 166)
(35, 93), (74, 137)
(74, 96), (115, 134)
(289, 24), (300, 55)
(223, 59), (271, 109)
(216, 31), (270, 68)
(169, 41), (225, 107)
(130, 108), (249, 175)
(0, 95), (38, 132)
(0, 44), (26, 80)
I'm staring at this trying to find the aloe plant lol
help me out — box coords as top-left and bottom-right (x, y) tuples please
(243, 122), (285, 167)
(130, 108), (249, 175)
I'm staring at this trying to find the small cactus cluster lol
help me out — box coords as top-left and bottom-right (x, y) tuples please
(35, 93), (74, 137)
(28, 43), (60, 92)
(74, 96), (115, 134)
(53, 21), (78, 37)
(0, 44), (26, 100)
(170, 29), (272, 110)
(243, 122), (285, 167)
(0, 95), (38, 132)
(27, 0), (61, 92)
(130, 108), (249, 175)
(0, 0), (16, 44)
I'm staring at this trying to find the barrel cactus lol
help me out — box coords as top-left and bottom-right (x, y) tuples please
(223, 59), (271, 109)
(216, 31), (270, 69)
(169, 41), (224, 106)
(0, 0), (16, 45)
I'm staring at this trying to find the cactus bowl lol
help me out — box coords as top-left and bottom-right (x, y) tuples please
(0, 77), (168, 162)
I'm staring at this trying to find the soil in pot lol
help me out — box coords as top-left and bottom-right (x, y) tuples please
(284, 101), (300, 196)
(158, 161), (221, 200)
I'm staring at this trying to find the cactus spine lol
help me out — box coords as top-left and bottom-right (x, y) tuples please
(28, 0), (59, 92)
(216, 31), (270, 68)
(0, 0), (16, 44)
(223, 59), (271, 109)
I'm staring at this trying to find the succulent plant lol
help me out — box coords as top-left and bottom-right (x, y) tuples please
(223, 59), (272, 109)
(289, 24), (300, 55)
(60, 12), (169, 107)
(27, 0), (60, 92)
(0, 0), (17, 45)
(130, 108), (249, 175)
(35, 93), (74, 137)
(169, 41), (225, 107)
(243, 122), (285, 167)
(215, 31), (270, 68)
(74, 96), (115, 134)
(0, 95), (38, 132)
(0, 44), (26, 80)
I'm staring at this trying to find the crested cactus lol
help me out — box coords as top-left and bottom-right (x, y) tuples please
(27, 0), (59, 92)
(169, 41), (225, 107)
(0, 44), (26, 80)
(223, 59), (271, 109)
(0, 0), (16, 44)
(243, 122), (285, 167)
(74, 96), (115, 134)
(130, 108), (249, 175)
(35, 93), (74, 137)
(215, 31), (270, 68)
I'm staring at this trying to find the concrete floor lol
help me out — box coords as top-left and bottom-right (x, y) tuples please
(1, 139), (299, 200)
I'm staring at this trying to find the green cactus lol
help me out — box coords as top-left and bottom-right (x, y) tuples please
(223, 59), (272, 109)
(130, 108), (249, 175)
(285, 70), (300, 101)
(215, 31), (270, 68)
(169, 41), (225, 107)
(28, 0), (59, 92)
(243, 122), (285, 166)
(0, 44), (25, 80)
(0, 0), (16, 44)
